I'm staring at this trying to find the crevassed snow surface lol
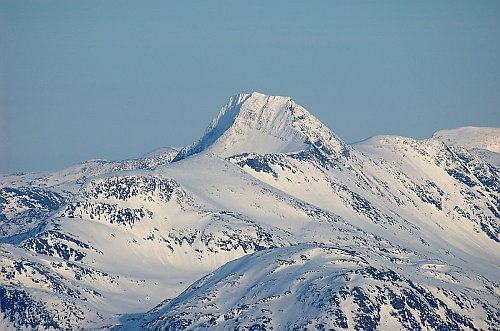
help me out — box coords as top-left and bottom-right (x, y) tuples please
(0, 93), (498, 331)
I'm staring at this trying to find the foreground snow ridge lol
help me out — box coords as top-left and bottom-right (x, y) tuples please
(0, 92), (499, 330)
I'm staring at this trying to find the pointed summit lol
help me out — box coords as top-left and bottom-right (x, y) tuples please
(173, 92), (347, 161)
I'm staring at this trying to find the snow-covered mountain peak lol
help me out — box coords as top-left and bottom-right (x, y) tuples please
(1, 96), (499, 329)
(174, 92), (348, 161)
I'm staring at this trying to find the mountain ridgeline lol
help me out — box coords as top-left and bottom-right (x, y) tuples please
(1, 92), (499, 330)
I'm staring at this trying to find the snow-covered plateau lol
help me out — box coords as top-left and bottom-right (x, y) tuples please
(1, 92), (498, 330)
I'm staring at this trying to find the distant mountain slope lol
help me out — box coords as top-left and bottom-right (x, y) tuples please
(433, 127), (500, 168)
(0, 93), (498, 330)
(0, 147), (178, 242)
(433, 127), (500, 153)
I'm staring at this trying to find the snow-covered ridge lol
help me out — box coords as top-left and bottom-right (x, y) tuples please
(0, 93), (499, 330)
(433, 126), (500, 153)
(174, 92), (347, 161)
(0, 147), (178, 193)
(141, 244), (498, 330)
(433, 126), (500, 168)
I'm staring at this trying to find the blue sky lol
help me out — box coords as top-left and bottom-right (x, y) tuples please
(1, 1), (499, 174)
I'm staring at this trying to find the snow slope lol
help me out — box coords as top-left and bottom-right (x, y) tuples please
(0, 147), (178, 241)
(0, 93), (498, 330)
(433, 126), (500, 168)
(433, 127), (500, 153)
(173, 92), (347, 161)
(141, 244), (497, 330)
